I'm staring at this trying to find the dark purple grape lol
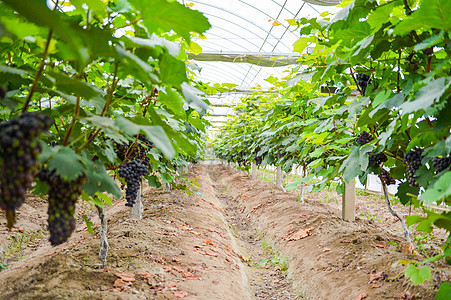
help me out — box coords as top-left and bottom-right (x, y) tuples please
(0, 112), (53, 228)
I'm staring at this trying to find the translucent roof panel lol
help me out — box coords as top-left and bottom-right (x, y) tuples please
(180, 0), (340, 90)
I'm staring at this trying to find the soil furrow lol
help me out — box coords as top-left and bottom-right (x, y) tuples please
(206, 167), (300, 300)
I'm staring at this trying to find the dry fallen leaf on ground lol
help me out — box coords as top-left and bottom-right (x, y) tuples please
(369, 271), (386, 282)
(282, 227), (313, 241)
(115, 272), (135, 282)
(399, 291), (416, 300)
(113, 279), (132, 288)
(353, 293), (368, 300)
(341, 238), (353, 243)
(204, 240), (216, 246)
(178, 225), (191, 231)
(173, 290), (189, 298)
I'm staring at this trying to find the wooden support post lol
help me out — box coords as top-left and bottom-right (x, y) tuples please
(129, 184), (143, 220)
(251, 163), (257, 180)
(276, 165), (283, 189)
(342, 180), (356, 222)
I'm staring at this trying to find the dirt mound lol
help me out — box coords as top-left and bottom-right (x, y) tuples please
(0, 164), (448, 299)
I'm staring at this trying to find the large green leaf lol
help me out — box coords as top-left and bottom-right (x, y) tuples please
(127, 35), (180, 57)
(339, 147), (361, 183)
(47, 146), (85, 180)
(141, 125), (176, 159)
(159, 52), (188, 86)
(405, 265), (431, 285)
(83, 160), (122, 198)
(399, 78), (450, 115)
(419, 171), (451, 204)
(128, 0), (210, 42)
(160, 87), (185, 117)
(394, 0), (451, 34)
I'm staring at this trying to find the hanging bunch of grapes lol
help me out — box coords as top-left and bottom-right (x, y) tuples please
(355, 73), (371, 95)
(380, 168), (396, 185)
(0, 112), (53, 228)
(114, 134), (154, 161)
(38, 168), (87, 246)
(432, 155), (451, 174)
(404, 147), (424, 187)
(118, 159), (149, 207)
(356, 131), (374, 146)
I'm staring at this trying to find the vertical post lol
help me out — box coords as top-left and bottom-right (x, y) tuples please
(276, 165), (283, 189)
(97, 205), (108, 267)
(129, 184), (143, 220)
(342, 180), (356, 222)
(251, 163), (257, 180)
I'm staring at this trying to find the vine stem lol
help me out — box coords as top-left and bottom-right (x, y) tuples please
(76, 61), (119, 153)
(396, 51), (401, 93)
(349, 67), (363, 96)
(21, 29), (53, 113)
(379, 174), (412, 243)
(63, 95), (81, 145)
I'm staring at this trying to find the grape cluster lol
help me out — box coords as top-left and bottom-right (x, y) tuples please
(115, 135), (154, 161)
(38, 168), (87, 246)
(0, 112), (53, 228)
(404, 148), (424, 187)
(432, 155), (451, 174)
(380, 168), (396, 185)
(118, 159), (149, 207)
(255, 155), (263, 166)
(369, 152), (388, 166)
(355, 73), (370, 95)
(356, 131), (374, 146)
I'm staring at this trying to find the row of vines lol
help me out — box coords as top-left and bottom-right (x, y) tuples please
(212, 0), (451, 294)
(0, 0), (211, 256)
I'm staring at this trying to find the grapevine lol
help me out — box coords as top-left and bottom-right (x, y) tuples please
(0, 112), (53, 228)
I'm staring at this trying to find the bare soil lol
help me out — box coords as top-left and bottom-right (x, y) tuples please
(0, 164), (449, 300)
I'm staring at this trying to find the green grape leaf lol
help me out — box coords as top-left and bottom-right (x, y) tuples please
(47, 146), (85, 180)
(141, 126), (176, 159)
(436, 281), (451, 300)
(399, 78), (450, 115)
(95, 192), (113, 206)
(82, 214), (94, 233)
(147, 175), (162, 188)
(159, 51), (188, 86)
(405, 264), (431, 285)
(127, 35), (181, 57)
(339, 147), (361, 183)
(128, 0), (210, 42)
(49, 71), (104, 100)
(419, 171), (451, 204)
(83, 160), (122, 198)
(394, 0), (451, 34)
(0, 16), (42, 39)
(181, 83), (209, 113)
(396, 181), (419, 205)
